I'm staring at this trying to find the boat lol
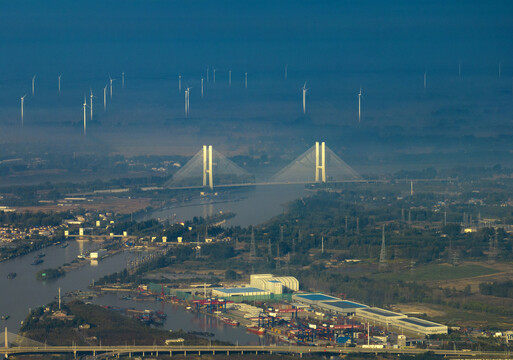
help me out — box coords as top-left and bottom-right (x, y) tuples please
(31, 259), (44, 265)
(7, 272), (17, 279)
(221, 317), (239, 327)
(1, 315), (10, 321)
(155, 311), (167, 319)
(37, 252), (46, 258)
(60, 243), (69, 248)
(246, 326), (266, 335)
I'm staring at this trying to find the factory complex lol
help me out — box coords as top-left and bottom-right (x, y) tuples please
(210, 274), (448, 337)
(292, 292), (448, 336)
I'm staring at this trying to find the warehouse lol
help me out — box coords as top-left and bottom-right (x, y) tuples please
(319, 300), (368, 315)
(355, 307), (407, 325)
(292, 293), (340, 306)
(212, 287), (270, 298)
(393, 317), (448, 336)
(250, 274), (299, 292)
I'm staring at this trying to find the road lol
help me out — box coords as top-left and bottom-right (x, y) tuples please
(2, 344), (512, 358)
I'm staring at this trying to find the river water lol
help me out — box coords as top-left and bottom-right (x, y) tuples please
(0, 185), (307, 344)
(139, 184), (307, 227)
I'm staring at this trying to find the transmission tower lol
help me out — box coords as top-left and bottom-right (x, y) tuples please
(276, 241), (281, 271)
(379, 225), (387, 271)
(488, 228), (498, 263)
(291, 231), (295, 258)
(195, 233), (201, 259)
(250, 227), (256, 262)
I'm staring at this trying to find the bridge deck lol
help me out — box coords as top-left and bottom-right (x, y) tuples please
(1, 344), (510, 358)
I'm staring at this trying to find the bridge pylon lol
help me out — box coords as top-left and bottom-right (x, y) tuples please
(315, 141), (326, 183)
(202, 145), (213, 190)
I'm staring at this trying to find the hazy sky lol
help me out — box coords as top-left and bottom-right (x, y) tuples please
(1, 1), (512, 79)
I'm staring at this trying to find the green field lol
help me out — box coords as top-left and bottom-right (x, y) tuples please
(375, 264), (498, 282)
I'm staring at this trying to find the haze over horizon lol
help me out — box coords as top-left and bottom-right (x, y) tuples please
(1, 0), (513, 175)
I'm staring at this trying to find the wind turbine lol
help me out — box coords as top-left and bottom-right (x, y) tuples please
(109, 76), (116, 99)
(358, 87), (362, 123)
(213, 68), (216, 83)
(424, 71), (427, 89)
(302, 82), (308, 114)
(206, 67), (209, 82)
(179, 75), (181, 93)
(20, 95), (26, 127)
(89, 89), (95, 121)
(103, 84), (108, 110)
(83, 96), (87, 135)
(185, 87), (192, 117)
(184, 88), (188, 116)
(499, 62), (502, 78)
(201, 77), (204, 97)
(245, 72), (247, 89)
(285, 64), (288, 80)
(58, 74), (62, 93)
(229, 70), (231, 86)
(122, 72), (125, 89)
(31, 74), (36, 96)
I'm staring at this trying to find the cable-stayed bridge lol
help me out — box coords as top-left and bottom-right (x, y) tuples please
(163, 142), (362, 190)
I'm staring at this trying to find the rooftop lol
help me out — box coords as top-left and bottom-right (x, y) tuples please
(322, 300), (368, 309)
(295, 293), (339, 301)
(214, 287), (268, 294)
(396, 317), (442, 328)
(358, 307), (404, 317)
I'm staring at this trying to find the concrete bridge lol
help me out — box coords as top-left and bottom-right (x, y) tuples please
(1, 344), (512, 359)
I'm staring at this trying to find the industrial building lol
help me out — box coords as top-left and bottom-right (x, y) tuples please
(355, 307), (407, 325)
(393, 317), (448, 336)
(250, 274), (299, 293)
(319, 300), (368, 315)
(292, 293), (340, 306)
(212, 287), (270, 298)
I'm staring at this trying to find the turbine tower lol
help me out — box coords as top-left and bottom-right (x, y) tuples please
(206, 67), (209, 82)
(89, 89), (95, 121)
(358, 87), (362, 122)
(213, 68), (216, 83)
(122, 72), (125, 89)
(244, 72), (247, 89)
(201, 77), (204, 97)
(285, 64), (288, 79)
(499, 62), (502, 78)
(58, 74), (62, 93)
(184, 88), (191, 117)
(83, 96), (87, 135)
(109, 76), (115, 99)
(229, 70), (232, 86)
(302, 82), (308, 114)
(458, 63), (461, 79)
(424, 71), (426, 89)
(103, 84), (108, 110)
(179, 75), (181, 93)
(31, 74), (36, 96)
(20, 95), (26, 127)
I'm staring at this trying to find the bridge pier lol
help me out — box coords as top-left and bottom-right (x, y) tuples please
(73, 350), (76, 359)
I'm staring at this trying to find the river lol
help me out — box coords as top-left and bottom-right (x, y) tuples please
(0, 185), (307, 344)
(139, 184), (307, 227)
